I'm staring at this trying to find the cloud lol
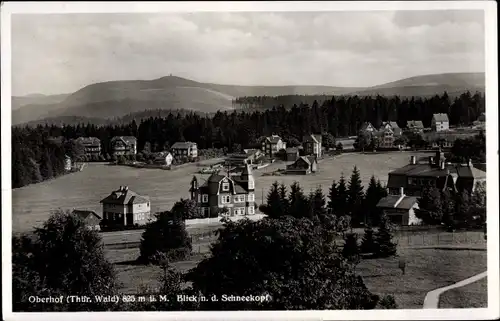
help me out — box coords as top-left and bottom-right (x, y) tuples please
(10, 10), (485, 95)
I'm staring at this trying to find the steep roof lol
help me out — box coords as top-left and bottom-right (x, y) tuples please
(266, 135), (282, 144)
(111, 136), (137, 145)
(360, 122), (374, 131)
(100, 187), (149, 205)
(76, 137), (100, 145)
(303, 134), (322, 144)
(407, 120), (424, 129)
(376, 195), (418, 210)
(171, 141), (197, 149)
(433, 113), (449, 122)
(72, 210), (102, 221)
(389, 121), (400, 129)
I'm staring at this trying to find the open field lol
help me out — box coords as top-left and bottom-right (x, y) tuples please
(358, 248), (487, 309)
(439, 277), (488, 308)
(12, 151), (432, 233)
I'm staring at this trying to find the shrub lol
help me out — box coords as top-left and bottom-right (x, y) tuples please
(360, 226), (377, 254)
(374, 215), (397, 258)
(377, 295), (398, 309)
(342, 232), (360, 263)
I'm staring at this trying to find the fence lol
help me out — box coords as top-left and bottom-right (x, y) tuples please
(395, 231), (486, 247)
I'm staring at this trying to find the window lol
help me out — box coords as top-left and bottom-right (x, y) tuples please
(248, 180), (255, 190)
(248, 193), (255, 202)
(221, 195), (231, 204)
(197, 194), (201, 202)
(202, 194), (209, 203)
(222, 182), (230, 191)
(234, 195), (245, 203)
(248, 206), (255, 215)
(202, 207), (210, 217)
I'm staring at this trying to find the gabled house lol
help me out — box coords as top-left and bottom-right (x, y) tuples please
(373, 127), (395, 149)
(376, 188), (421, 226)
(75, 137), (101, 157)
(190, 164), (256, 217)
(153, 152), (174, 166)
(72, 210), (102, 231)
(261, 135), (286, 158)
(111, 136), (137, 156)
(406, 120), (425, 133)
(360, 122), (376, 133)
(386, 150), (486, 197)
(100, 186), (151, 228)
(171, 142), (198, 161)
(285, 147), (300, 162)
(302, 134), (323, 158)
(286, 156), (318, 175)
(431, 113), (450, 132)
(225, 149), (262, 167)
(380, 121), (402, 136)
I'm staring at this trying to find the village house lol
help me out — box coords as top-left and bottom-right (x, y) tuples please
(302, 134), (323, 158)
(380, 121), (403, 136)
(373, 127), (396, 149)
(386, 149), (486, 197)
(100, 186), (151, 228)
(153, 151), (174, 166)
(360, 122), (376, 133)
(286, 156), (318, 175)
(171, 141), (198, 161)
(335, 137), (356, 151)
(72, 210), (102, 231)
(406, 120), (425, 133)
(111, 136), (137, 156)
(261, 135), (287, 158)
(376, 188), (421, 226)
(75, 137), (101, 158)
(285, 147), (300, 162)
(431, 113), (450, 132)
(64, 155), (72, 171)
(189, 164), (256, 217)
(225, 149), (262, 167)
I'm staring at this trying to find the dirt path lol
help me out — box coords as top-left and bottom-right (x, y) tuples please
(423, 271), (488, 309)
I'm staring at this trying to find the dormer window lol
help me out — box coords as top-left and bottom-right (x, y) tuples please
(222, 182), (230, 191)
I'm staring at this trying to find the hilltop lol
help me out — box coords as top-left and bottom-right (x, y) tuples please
(12, 72), (485, 126)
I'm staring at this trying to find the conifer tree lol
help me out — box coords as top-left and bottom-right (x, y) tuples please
(288, 182), (309, 219)
(374, 215), (397, 258)
(278, 183), (289, 214)
(327, 180), (338, 215)
(360, 225), (377, 254)
(415, 187), (444, 225)
(342, 233), (360, 263)
(336, 174), (349, 217)
(264, 181), (285, 219)
(311, 186), (327, 220)
(347, 166), (365, 225)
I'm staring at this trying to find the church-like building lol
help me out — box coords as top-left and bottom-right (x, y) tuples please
(189, 164), (256, 217)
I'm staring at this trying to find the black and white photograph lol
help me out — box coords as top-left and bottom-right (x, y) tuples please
(1, 1), (498, 320)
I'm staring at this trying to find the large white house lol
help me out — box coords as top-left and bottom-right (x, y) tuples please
(100, 186), (151, 228)
(431, 113), (450, 132)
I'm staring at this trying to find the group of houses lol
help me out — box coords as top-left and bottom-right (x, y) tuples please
(376, 148), (486, 225)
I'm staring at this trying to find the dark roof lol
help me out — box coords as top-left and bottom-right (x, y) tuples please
(386, 174), (407, 189)
(433, 113), (449, 122)
(376, 195), (418, 210)
(72, 210), (102, 221)
(389, 121), (400, 129)
(303, 134), (321, 144)
(389, 164), (454, 177)
(360, 122), (374, 131)
(306, 156), (317, 164)
(100, 187), (149, 205)
(76, 137), (100, 145)
(171, 141), (197, 149)
(455, 166), (486, 179)
(266, 135), (282, 144)
(111, 136), (137, 144)
(207, 173), (226, 183)
(286, 147), (299, 153)
(407, 120), (424, 129)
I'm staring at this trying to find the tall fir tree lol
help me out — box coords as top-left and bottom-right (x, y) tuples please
(347, 166), (365, 225)
(264, 181), (285, 219)
(288, 182), (310, 219)
(336, 174), (349, 217)
(278, 183), (289, 215)
(360, 226), (377, 254)
(327, 180), (338, 215)
(311, 186), (328, 222)
(374, 214), (397, 258)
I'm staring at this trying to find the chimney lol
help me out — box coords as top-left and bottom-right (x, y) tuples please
(410, 156), (416, 165)
(429, 156), (434, 165)
(400, 187), (405, 196)
(124, 186), (128, 191)
(119, 185), (123, 191)
(467, 159), (472, 167)
(440, 159), (446, 170)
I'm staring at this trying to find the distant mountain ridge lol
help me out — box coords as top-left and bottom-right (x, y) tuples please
(12, 72), (485, 126)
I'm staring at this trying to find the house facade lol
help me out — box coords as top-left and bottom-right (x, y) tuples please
(386, 150), (486, 197)
(360, 122), (376, 133)
(406, 120), (425, 133)
(225, 149), (262, 167)
(261, 135), (286, 158)
(100, 186), (151, 228)
(111, 136), (137, 156)
(286, 156), (318, 175)
(302, 134), (322, 158)
(376, 188), (421, 226)
(380, 121), (402, 136)
(72, 210), (102, 230)
(189, 164), (256, 217)
(153, 152), (174, 166)
(285, 147), (299, 162)
(75, 137), (101, 158)
(171, 142), (198, 161)
(374, 127), (395, 149)
(431, 113), (450, 132)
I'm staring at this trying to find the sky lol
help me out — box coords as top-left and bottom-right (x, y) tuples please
(11, 10), (485, 96)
